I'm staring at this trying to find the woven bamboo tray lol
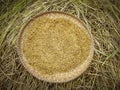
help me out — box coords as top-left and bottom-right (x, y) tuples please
(17, 11), (94, 83)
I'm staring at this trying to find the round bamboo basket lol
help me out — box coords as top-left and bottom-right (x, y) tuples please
(17, 11), (94, 83)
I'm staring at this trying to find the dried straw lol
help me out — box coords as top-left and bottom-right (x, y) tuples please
(0, 0), (120, 89)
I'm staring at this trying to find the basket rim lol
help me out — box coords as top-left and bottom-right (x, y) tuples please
(17, 11), (94, 83)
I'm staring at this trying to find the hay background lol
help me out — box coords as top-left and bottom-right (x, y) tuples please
(0, 0), (120, 90)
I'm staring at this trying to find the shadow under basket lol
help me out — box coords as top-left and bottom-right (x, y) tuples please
(17, 11), (94, 83)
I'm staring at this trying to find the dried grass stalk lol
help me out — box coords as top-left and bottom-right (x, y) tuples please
(0, 0), (120, 90)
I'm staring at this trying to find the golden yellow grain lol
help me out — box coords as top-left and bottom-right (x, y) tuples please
(22, 13), (91, 75)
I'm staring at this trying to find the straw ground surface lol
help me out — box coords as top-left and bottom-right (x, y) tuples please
(0, 0), (120, 90)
